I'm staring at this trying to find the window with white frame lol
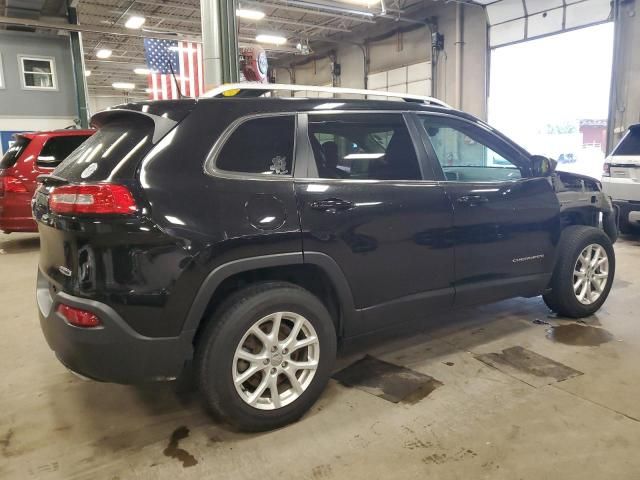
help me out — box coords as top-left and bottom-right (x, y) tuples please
(0, 53), (4, 89)
(19, 55), (57, 90)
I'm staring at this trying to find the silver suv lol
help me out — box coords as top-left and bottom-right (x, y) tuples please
(603, 124), (640, 233)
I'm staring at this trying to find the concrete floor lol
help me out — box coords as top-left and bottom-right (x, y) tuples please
(1, 232), (640, 480)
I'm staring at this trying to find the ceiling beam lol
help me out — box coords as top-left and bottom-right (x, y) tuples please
(0, 15), (201, 41)
(243, 0), (376, 23)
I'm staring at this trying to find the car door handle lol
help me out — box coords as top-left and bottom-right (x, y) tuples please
(309, 198), (354, 213)
(456, 194), (489, 206)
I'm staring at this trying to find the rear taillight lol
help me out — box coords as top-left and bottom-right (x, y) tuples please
(57, 304), (102, 328)
(603, 162), (611, 177)
(49, 183), (137, 215)
(2, 175), (29, 193)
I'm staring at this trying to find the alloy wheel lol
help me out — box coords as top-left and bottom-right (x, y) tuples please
(573, 243), (609, 305)
(232, 312), (320, 410)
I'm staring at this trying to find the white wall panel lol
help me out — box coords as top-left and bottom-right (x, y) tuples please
(528, 8), (564, 38)
(486, 0), (525, 25)
(367, 61), (431, 97)
(367, 71), (387, 90)
(566, 0), (612, 29)
(407, 62), (430, 82)
(489, 0), (613, 47)
(387, 67), (407, 87)
(525, 0), (562, 15)
(387, 83), (407, 94)
(407, 80), (431, 96)
(490, 18), (526, 46)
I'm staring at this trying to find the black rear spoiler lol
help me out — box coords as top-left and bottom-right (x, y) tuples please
(36, 174), (68, 186)
(90, 109), (177, 144)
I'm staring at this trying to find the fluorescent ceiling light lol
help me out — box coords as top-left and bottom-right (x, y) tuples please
(342, 0), (380, 5)
(96, 49), (112, 59)
(236, 8), (266, 20)
(84, 70), (91, 77)
(256, 34), (287, 45)
(134, 67), (151, 75)
(112, 82), (136, 90)
(125, 16), (146, 29)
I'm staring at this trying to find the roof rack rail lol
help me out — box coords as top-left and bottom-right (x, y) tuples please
(201, 83), (452, 108)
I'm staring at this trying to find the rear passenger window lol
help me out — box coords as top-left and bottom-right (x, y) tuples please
(37, 135), (91, 168)
(307, 114), (421, 180)
(216, 116), (295, 175)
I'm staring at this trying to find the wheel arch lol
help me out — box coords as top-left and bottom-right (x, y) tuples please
(182, 252), (357, 344)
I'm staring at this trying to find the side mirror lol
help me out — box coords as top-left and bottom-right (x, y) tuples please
(531, 155), (557, 177)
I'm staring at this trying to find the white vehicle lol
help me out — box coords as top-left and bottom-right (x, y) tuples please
(602, 124), (640, 233)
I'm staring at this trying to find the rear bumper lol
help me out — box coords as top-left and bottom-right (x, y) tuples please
(37, 268), (193, 384)
(613, 200), (640, 227)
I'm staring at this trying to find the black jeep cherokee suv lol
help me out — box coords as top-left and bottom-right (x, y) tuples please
(34, 85), (617, 431)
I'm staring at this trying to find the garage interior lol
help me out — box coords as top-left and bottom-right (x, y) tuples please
(1, 0), (640, 478)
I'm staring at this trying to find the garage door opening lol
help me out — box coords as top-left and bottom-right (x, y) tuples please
(488, 23), (614, 180)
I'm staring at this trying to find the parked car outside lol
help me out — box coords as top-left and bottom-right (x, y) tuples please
(602, 124), (640, 233)
(33, 85), (617, 431)
(0, 129), (94, 233)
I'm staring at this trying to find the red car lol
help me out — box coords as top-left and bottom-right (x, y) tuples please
(0, 129), (94, 233)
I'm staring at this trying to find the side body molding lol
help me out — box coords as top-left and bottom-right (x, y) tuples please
(181, 251), (358, 341)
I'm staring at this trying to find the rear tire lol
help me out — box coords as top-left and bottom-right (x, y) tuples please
(196, 281), (337, 431)
(543, 226), (615, 318)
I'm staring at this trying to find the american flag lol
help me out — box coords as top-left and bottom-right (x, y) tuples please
(143, 38), (204, 100)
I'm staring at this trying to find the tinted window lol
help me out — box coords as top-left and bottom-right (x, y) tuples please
(308, 114), (421, 180)
(421, 117), (522, 182)
(0, 136), (30, 169)
(612, 128), (640, 156)
(37, 135), (92, 168)
(216, 116), (295, 175)
(54, 120), (154, 181)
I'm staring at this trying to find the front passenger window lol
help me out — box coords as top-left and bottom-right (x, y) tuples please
(422, 118), (522, 182)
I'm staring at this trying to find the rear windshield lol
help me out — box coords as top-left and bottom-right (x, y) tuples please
(37, 135), (92, 168)
(54, 120), (154, 181)
(0, 136), (31, 169)
(612, 128), (640, 156)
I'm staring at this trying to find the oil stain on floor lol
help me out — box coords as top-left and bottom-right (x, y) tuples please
(163, 426), (198, 468)
(333, 355), (443, 404)
(546, 323), (614, 346)
(475, 346), (583, 387)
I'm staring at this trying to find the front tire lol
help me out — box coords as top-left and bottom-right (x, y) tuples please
(543, 226), (615, 318)
(196, 282), (337, 431)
